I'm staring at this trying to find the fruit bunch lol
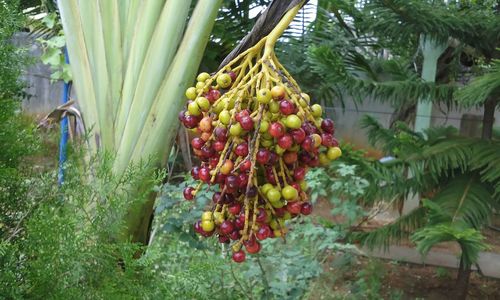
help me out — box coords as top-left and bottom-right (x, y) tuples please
(178, 2), (341, 263)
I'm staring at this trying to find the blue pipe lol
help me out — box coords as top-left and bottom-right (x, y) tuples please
(58, 48), (70, 185)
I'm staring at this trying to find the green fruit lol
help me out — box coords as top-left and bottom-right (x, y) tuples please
(219, 110), (231, 125)
(217, 73), (232, 88)
(196, 97), (210, 111)
(259, 120), (269, 133)
(261, 183), (274, 195)
(301, 93), (310, 103)
(185, 87), (197, 100)
(319, 153), (330, 166)
(299, 180), (308, 191)
(188, 101), (201, 116)
(261, 139), (273, 148)
(266, 188), (281, 202)
(201, 211), (213, 221)
(257, 88), (272, 104)
(299, 98), (308, 108)
(228, 97), (236, 109)
(269, 101), (280, 113)
(271, 200), (285, 208)
(196, 81), (208, 92)
(275, 145), (285, 155)
(327, 147), (342, 160)
(201, 220), (215, 232)
(214, 101), (225, 114)
(230, 123), (243, 136)
(197, 72), (210, 82)
(311, 104), (322, 117)
(285, 114), (301, 129)
(281, 185), (298, 200)
(283, 211), (292, 220)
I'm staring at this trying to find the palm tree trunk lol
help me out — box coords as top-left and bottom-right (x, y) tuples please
(481, 97), (496, 140)
(455, 255), (471, 300)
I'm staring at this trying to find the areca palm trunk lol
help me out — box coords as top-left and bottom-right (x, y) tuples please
(58, 0), (222, 243)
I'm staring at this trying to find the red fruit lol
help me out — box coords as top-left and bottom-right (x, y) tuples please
(287, 201), (302, 214)
(256, 207), (267, 223)
(279, 100), (295, 115)
(308, 155), (320, 167)
(228, 202), (242, 215)
(274, 207), (286, 218)
(178, 110), (186, 122)
(225, 175), (239, 190)
(268, 152), (279, 165)
(191, 137), (205, 150)
(301, 136), (315, 152)
(214, 127), (228, 142)
(240, 159), (252, 172)
(220, 220), (234, 235)
(209, 157), (219, 169)
(302, 122), (317, 135)
(245, 186), (257, 198)
(201, 145), (215, 159)
(321, 118), (335, 134)
(293, 167), (306, 181)
(331, 137), (340, 147)
(321, 133), (335, 147)
(212, 192), (221, 204)
(256, 148), (271, 165)
(199, 167), (211, 182)
(278, 134), (293, 149)
(245, 241), (261, 254)
(269, 122), (285, 138)
(194, 220), (203, 234)
(232, 250), (246, 263)
(206, 89), (221, 102)
(236, 109), (250, 123)
(291, 182), (301, 192)
(235, 217), (244, 229)
(283, 151), (298, 165)
(218, 235), (230, 243)
(215, 173), (226, 185)
(256, 225), (271, 240)
(234, 142), (249, 157)
(199, 116), (212, 132)
(213, 141), (225, 152)
(183, 187), (195, 200)
(191, 166), (200, 180)
(229, 230), (241, 240)
(301, 202), (313, 215)
(239, 116), (254, 131)
(228, 71), (237, 82)
(291, 128), (306, 144)
(183, 115), (199, 129)
(238, 173), (249, 188)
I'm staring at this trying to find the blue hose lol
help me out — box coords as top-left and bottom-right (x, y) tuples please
(58, 48), (70, 185)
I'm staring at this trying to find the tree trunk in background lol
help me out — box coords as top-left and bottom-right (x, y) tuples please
(481, 97), (496, 140)
(456, 256), (472, 300)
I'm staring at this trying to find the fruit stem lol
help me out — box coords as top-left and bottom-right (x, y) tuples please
(262, 1), (305, 58)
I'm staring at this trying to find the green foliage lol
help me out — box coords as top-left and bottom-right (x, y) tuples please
(455, 59), (500, 107)
(411, 224), (488, 267)
(1, 155), (171, 299)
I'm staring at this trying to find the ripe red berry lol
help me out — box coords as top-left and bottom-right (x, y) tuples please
(230, 230), (241, 240)
(269, 122), (285, 138)
(278, 134), (293, 149)
(240, 159), (252, 172)
(213, 140), (225, 152)
(199, 167), (211, 182)
(256, 207), (267, 223)
(191, 166), (200, 180)
(220, 220), (234, 235)
(238, 173), (249, 188)
(183, 115), (199, 129)
(234, 142), (249, 157)
(283, 151), (298, 165)
(301, 136), (315, 152)
(256, 148), (271, 164)
(293, 166), (306, 181)
(183, 187), (195, 200)
(206, 89), (221, 102)
(232, 250), (246, 263)
(321, 118), (335, 134)
(279, 100), (295, 115)
(191, 137), (205, 150)
(301, 202), (313, 215)
(239, 116), (254, 131)
(321, 133), (335, 147)
(214, 127), (228, 142)
(291, 128), (306, 144)
(256, 225), (271, 240)
(286, 201), (302, 214)
(218, 235), (230, 243)
(228, 202), (242, 215)
(245, 240), (261, 254)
